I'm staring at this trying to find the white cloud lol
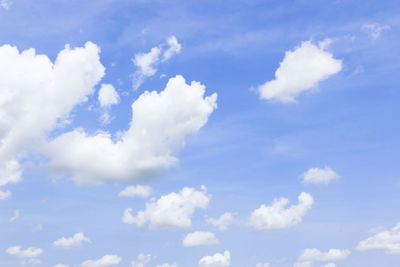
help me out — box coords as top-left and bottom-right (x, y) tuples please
(45, 75), (217, 185)
(9, 209), (19, 222)
(183, 231), (219, 247)
(162, 36), (182, 62)
(301, 167), (340, 184)
(322, 263), (337, 267)
(257, 39), (342, 103)
(362, 24), (390, 39)
(299, 248), (351, 262)
(249, 192), (313, 230)
(122, 186), (211, 229)
(293, 262), (311, 267)
(0, 189), (11, 200)
(156, 264), (179, 267)
(98, 84), (119, 108)
(6, 246), (43, 265)
(256, 263), (270, 267)
(0, 42), (105, 194)
(130, 253), (151, 267)
(0, 0), (11, 10)
(356, 222), (400, 253)
(53, 232), (91, 249)
(207, 212), (235, 231)
(119, 185), (153, 198)
(199, 250), (230, 267)
(54, 265), (69, 267)
(81, 255), (121, 267)
(132, 36), (182, 89)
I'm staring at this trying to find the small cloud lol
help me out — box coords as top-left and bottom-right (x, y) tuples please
(301, 167), (340, 184)
(53, 232), (91, 249)
(118, 185), (153, 198)
(6, 246), (43, 266)
(198, 250), (230, 267)
(182, 231), (219, 247)
(0, 0), (11, 10)
(10, 209), (19, 222)
(362, 23), (390, 39)
(206, 212), (235, 231)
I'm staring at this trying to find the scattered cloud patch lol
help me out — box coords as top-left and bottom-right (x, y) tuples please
(298, 248), (351, 262)
(6, 246), (43, 265)
(9, 209), (19, 222)
(156, 264), (179, 267)
(132, 36), (182, 89)
(207, 212), (235, 231)
(54, 265), (69, 267)
(301, 167), (340, 184)
(356, 222), (400, 253)
(199, 250), (230, 267)
(122, 186), (211, 229)
(249, 192), (313, 230)
(98, 84), (120, 124)
(81, 254), (121, 267)
(130, 253), (151, 267)
(183, 231), (219, 247)
(45, 75), (217, 185)
(257, 39), (342, 103)
(0, 0), (11, 10)
(362, 24), (390, 39)
(53, 232), (91, 249)
(119, 185), (153, 198)
(256, 263), (270, 267)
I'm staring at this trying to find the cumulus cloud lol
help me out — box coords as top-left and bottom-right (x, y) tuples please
(132, 36), (182, 89)
(119, 185), (153, 198)
(45, 75), (217, 185)
(0, 42), (104, 195)
(53, 232), (91, 249)
(301, 167), (340, 184)
(130, 253), (151, 267)
(98, 84), (119, 124)
(6, 246), (43, 265)
(298, 248), (351, 262)
(362, 24), (390, 39)
(81, 255), (121, 267)
(356, 222), (400, 253)
(257, 39), (342, 103)
(199, 250), (230, 267)
(183, 231), (219, 247)
(207, 212), (235, 231)
(249, 192), (313, 230)
(122, 186), (211, 229)
(9, 209), (19, 222)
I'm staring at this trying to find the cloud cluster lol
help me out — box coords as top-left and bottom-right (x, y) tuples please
(45, 75), (217, 184)
(6, 246), (43, 265)
(257, 40), (342, 103)
(53, 232), (91, 249)
(182, 231), (219, 247)
(0, 42), (105, 197)
(356, 222), (400, 254)
(198, 250), (230, 267)
(133, 36), (182, 89)
(301, 167), (340, 184)
(122, 186), (211, 229)
(249, 192), (313, 230)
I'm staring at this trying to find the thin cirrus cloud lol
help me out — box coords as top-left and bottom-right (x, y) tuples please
(301, 167), (340, 184)
(362, 23), (390, 39)
(132, 35), (182, 90)
(249, 192), (313, 230)
(119, 185), (153, 198)
(5, 246), (43, 266)
(182, 231), (219, 247)
(80, 254), (121, 267)
(44, 75), (217, 185)
(257, 39), (342, 103)
(356, 222), (400, 254)
(198, 250), (230, 267)
(0, 42), (105, 198)
(53, 232), (91, 249)
(122, 186), (211, 229)
(206, 212), (235, 231)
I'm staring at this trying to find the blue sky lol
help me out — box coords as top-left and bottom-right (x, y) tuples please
(0, 0), (400, 266)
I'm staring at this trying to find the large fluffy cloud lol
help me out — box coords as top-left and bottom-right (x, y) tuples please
(249, 192), (313, 230)
(45, 75), (217, 184)
(53, 232), (91, 249)
(198, 250), (230, 267)
(122, 186), (211, 229)
(301, 167), (340, 184)
(182, 231), (219, 247)
(356, 222), (400, 253)
(5, 246), (43, 265)
(81, 254), (121, 267)
(257, 39), (342, 103)
(133, 36), (182, 89)
(0, 42), (105, 196)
